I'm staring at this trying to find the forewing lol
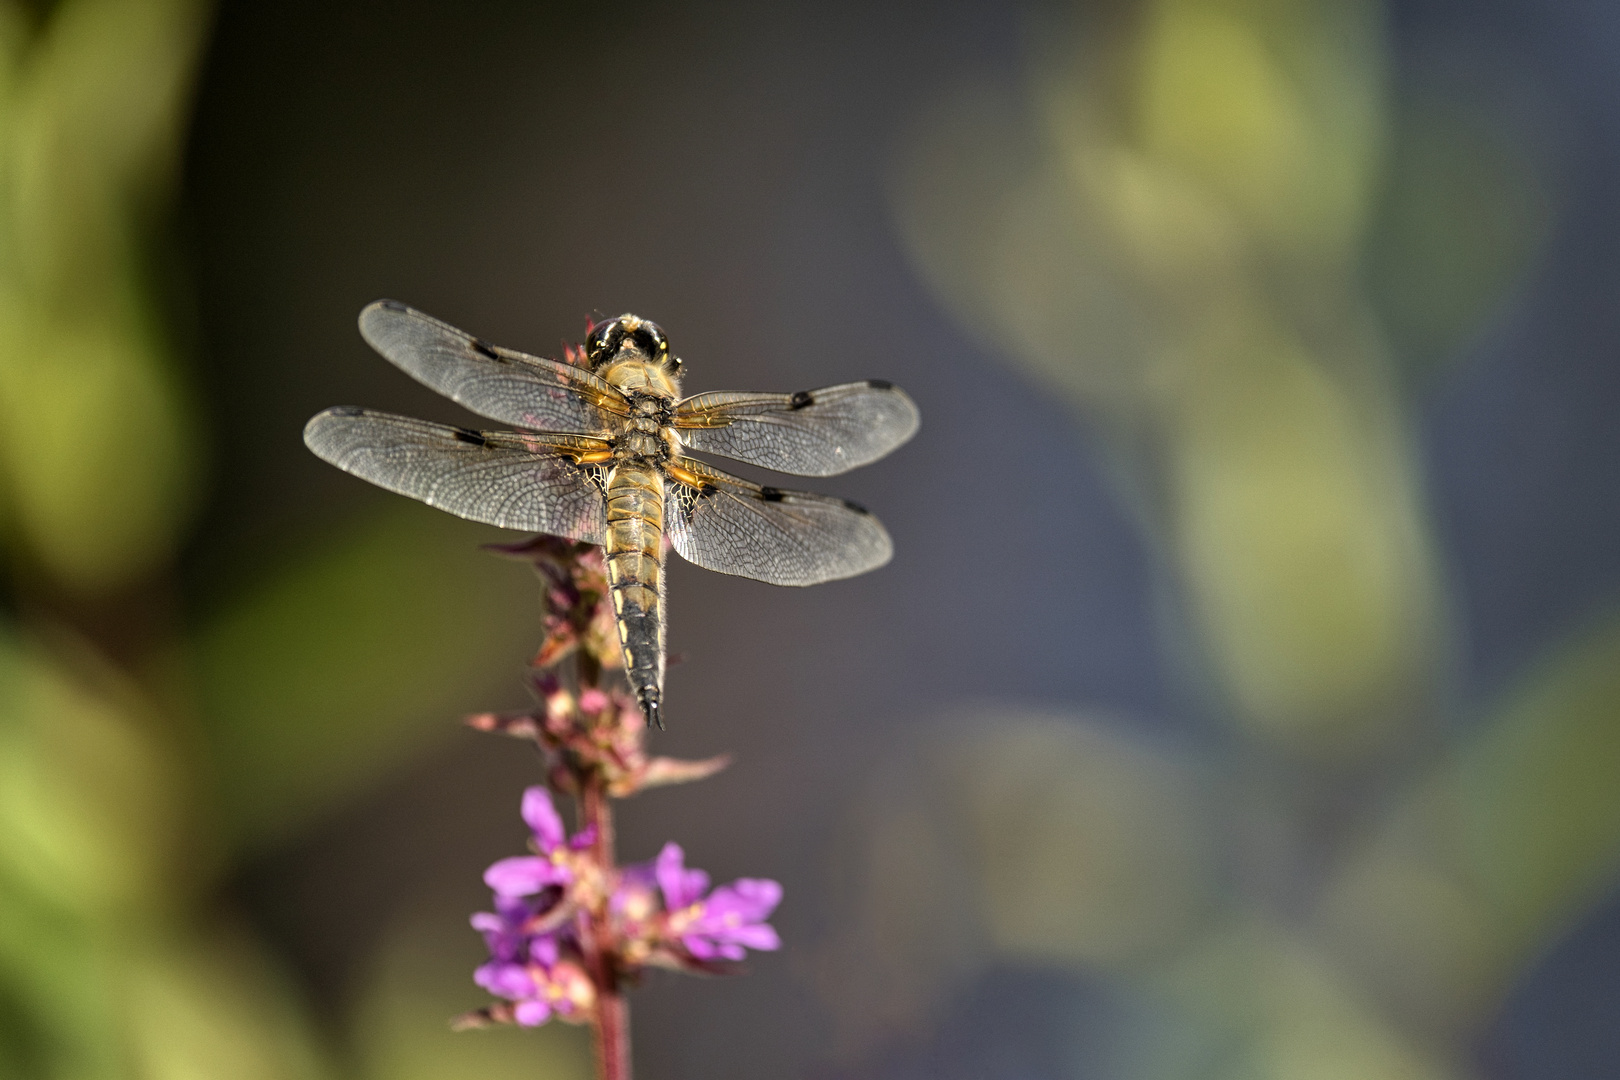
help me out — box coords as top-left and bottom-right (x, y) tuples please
(664, 457), (892, 586)
(304, 407), (608, 542)
(359, 300), (626, 433)
(673, 380), (919, 476)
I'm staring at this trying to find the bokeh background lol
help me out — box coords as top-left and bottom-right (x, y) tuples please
(2, 0), (1618, 1077)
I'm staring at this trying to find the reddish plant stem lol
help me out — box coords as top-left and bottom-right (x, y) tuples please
(581, 776), (631, 1080)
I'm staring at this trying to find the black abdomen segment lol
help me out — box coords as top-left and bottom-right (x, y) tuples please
(603, 465), (666, 728)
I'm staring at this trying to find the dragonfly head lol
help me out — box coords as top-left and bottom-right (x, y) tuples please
(586, 314), (683, 375)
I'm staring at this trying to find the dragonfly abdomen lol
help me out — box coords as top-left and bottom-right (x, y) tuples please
(604, 463), (667, 728)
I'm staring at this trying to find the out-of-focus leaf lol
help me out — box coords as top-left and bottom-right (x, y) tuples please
(940, 713), (1210, 967)
(1315, 611), (1620, 1040)
(1130, 0), (1386, 260)
(0, 0), (210, 592)
(815, 712), (1210, 1059)
(0, 624), (337, 1080)
(883, 1), (1579, 1075)
(0, 627), (182, 917)
(0, 881), (122, 1080)
(0, 307), (196, 591)
(1364, 97), (1551, 375)
(0, 625), (178, 1080)
(1153, 923), (1457, 1080)
(352, 899), (590, 1080)
(0, 5), (349, 1080)
(1450, 612), (1620, 960)
(1315, 829), (1496, 1040)
(0, 5), (26, 121)
(893, 0), (1445, 746)
(191, 506), (544, 847)
(893, 83), (1161, 415)
(121, 929), (334, 1080)
(1167, 322), (1439, 741)
(7, 0), (208, 314)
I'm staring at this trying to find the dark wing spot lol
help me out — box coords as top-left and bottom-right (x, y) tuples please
(380, 299), (408, 311)
(842, 498), (870, 515)
(330, 405), (366, 416)
(471, 338), (501, 361)
(700, 483), (718, 497)
(789, 390), (815, 410)
(759, 486), (785, 502)
(867, 378), (894, 390)
(452, 428), (488, 446)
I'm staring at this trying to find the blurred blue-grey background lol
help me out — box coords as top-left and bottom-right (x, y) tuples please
(2, 0), (1619, 1077)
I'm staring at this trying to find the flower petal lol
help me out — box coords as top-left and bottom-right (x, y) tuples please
(495, 893), (535, 921)
(724, 922), (781, 952)
(485, 855), (566, 896)
(470, 913), (521, 960)
(521, 786), (566, 851)
(683, 935), (720, 960)
(655, 842), (709, 910)
(474, 961), (536, 1000)
(514, 999), (553, 1027)
(654, 842), (685, 905)
(701, 878), (782, 922)
(530, 933), (560, 967)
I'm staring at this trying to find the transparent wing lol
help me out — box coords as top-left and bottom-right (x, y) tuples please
(673, 380), (919, 476)
(358, 300), (627, 433)
(664, 457), (892, 586)
(304, 407), (608, 542)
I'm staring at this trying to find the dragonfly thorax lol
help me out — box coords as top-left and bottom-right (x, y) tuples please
(612, 430), (672, 461)
(629, 396), (668, 419)
(601, 359), (681, 401)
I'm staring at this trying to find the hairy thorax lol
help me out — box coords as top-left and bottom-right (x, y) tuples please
(602, 360), (681, 464)
(602, 359), (679, 399)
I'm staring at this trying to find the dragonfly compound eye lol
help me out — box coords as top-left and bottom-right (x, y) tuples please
(614, 318), (667, 363)
(587, 319), (625, 363)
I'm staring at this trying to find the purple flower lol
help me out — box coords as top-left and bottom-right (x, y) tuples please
(470, 895), (556, 1019)
(473, 955), (593, 1027)
(654, 842), (783, 961)
(469, 892), (592, 1027)
(484, 787), (591, 897)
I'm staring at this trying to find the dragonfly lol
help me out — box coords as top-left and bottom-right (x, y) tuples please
(304, 301), (919, 729)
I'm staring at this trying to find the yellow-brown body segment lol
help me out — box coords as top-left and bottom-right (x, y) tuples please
(604, 462), (666, 723)
(599, 355), (682, 728)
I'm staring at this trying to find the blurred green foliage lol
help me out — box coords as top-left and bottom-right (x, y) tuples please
(194, 506), (545, 847)
(350, 897), (590, 1080)
(0, 0), (202, 591)
(895, 0), (1443, 745)
(0, 2), (584, 1077)
(812, 0), (1615, 1077)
